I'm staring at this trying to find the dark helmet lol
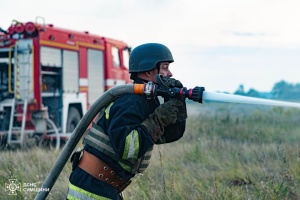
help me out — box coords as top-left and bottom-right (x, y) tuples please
(129, 43), (174, 73)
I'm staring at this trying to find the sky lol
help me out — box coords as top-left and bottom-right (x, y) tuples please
(2, 0), (300, 93)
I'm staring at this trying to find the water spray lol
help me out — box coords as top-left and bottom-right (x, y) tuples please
(202, 91), (300, 108)
(153, 74), (300, 108)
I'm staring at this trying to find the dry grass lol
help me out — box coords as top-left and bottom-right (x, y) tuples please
(0, 147), (71, 200)
(0, 102), (299, 199)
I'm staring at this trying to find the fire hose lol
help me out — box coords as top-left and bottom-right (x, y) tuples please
(35, 75), (300, 199)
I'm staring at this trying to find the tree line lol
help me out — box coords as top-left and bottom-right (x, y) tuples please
(234, 80), (300, 100)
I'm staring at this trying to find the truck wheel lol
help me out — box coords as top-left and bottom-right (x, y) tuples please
(66, 107), (81, 133)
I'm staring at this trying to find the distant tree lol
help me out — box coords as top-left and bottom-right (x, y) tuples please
(271, 80), (300, 100)
(234, 84), (245, 95)
(246, 88), (261, 97)
(292, 83), (300, 99)
(234, 80), (300, 100)
(234, 85), (261, 97)
(271, 80), (289, 99)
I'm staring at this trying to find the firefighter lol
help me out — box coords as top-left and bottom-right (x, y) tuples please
(67, 43), (187, 200)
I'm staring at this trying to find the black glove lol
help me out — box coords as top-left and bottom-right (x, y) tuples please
(141, 100), (183, 141)
(161, 76), (183, 88)
(176, 99), (188, 122)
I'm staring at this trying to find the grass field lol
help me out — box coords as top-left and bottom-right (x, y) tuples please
(0, 102), (299, 199)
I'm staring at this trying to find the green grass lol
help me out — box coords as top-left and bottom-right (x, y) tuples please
(0, 102), (299, 199)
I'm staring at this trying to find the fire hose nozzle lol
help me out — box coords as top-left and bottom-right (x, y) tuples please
(186, 86), (205, 103)
(135, 81), (205, 103)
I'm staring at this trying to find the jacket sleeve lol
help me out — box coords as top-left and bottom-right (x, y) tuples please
(98, 94), (155, 161)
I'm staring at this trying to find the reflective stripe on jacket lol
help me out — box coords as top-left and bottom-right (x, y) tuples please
(84, 122), (153, 174)
(84, 90), (185, 176)
(67, 182), (111, 200)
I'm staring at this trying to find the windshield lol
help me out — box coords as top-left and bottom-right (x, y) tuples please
(122, 47), (130, 69)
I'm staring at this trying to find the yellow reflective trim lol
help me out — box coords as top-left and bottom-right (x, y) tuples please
(105, 102), (114, 119)
(122, 130), (139, 162)
(133, 130), (139, 159)
(123, 134), (130, 159)
(68, 182), (110, 200)
(118, 161), (132, 172)
(67, 194), (79, 200)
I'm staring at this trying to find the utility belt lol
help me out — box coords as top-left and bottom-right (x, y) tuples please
(73, 150), (132, 193)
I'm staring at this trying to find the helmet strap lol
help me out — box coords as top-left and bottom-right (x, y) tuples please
(156, 63), (161, 73)
(132, 77), (151, 84)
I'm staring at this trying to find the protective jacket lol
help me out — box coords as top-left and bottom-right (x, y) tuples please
(67, 79), (186, 200)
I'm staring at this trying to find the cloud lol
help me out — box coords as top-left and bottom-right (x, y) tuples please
(2, 0), (300, 93)
(3, 0), (300, 49)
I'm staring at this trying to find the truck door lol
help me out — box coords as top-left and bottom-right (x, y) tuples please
(40, 46), (63, 128)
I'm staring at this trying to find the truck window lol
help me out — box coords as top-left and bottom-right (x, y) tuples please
(112, 46), (120, 67)
(123, 48), (130, 69)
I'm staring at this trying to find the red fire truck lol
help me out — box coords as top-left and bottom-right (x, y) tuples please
(0, 18), (131, 149)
